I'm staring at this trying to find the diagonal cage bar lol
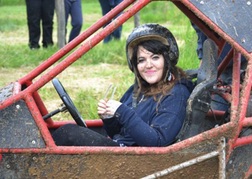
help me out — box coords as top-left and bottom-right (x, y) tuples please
(142, 137), (226, 179)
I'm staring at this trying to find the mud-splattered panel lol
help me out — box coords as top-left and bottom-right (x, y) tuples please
(190, 0), (252, 52)
(0, 100), (45, 148)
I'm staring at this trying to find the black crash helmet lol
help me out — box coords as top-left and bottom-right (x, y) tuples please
(126, 23), (179, 71)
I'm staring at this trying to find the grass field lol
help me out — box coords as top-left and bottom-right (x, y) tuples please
(0, 1), (199, 120)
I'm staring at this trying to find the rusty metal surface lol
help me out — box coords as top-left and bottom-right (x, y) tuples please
(0, 100), (45, 148)
(0, 139), (220, 179)
(190, 0), (252, 52)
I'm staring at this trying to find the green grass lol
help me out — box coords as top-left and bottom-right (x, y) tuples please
(0, 1), (199, 120)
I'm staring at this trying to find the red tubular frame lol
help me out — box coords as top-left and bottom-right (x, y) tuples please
(0, 0), (251, 151)
(0, 0), (252, 177)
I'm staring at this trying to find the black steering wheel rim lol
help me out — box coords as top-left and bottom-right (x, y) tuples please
(52, 78), (87, 127)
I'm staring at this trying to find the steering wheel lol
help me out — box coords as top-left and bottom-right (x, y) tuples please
(52, 78), (87, 127)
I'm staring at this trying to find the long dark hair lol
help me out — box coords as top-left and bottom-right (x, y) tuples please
(131, 40), (186, 102)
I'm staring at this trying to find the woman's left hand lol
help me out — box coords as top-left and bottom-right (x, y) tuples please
(104, 100), (122, 117)
(97, 99), (122, 119)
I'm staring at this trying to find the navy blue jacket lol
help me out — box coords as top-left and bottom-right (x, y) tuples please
(102, 79), (194, 147)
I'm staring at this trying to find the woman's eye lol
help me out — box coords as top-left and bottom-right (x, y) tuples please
(152, 55), (160, 60)
(137, 58), (145, 64)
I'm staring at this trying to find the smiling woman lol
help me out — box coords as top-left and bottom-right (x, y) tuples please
(52, 23), (194, 147)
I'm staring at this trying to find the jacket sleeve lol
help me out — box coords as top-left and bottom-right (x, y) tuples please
(115, 84), (190, 146)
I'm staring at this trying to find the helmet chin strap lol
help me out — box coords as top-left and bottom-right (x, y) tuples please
(163, 50), (173, 82)
(132, 68), (139, 108)
(132, 86), (138, 108)
(163, 69), (171, 82)
(167, 72), (172, 82)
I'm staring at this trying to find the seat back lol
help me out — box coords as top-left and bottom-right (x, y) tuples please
(176, 38), (218, 141)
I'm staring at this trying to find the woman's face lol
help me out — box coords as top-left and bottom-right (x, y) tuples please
(137, 46), (164, 84)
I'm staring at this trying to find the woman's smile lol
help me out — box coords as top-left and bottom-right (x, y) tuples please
(145, 70), (156, 74)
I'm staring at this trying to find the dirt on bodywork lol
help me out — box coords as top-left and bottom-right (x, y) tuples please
(0, 137), (224, 179)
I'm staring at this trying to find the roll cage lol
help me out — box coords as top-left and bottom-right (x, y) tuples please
(0, 0), (252, 178)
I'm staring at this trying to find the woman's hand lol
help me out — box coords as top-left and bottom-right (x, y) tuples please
(105, 100), (122, 116)
(97, 99), (107, 118)
(97, 99), (122, 119)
